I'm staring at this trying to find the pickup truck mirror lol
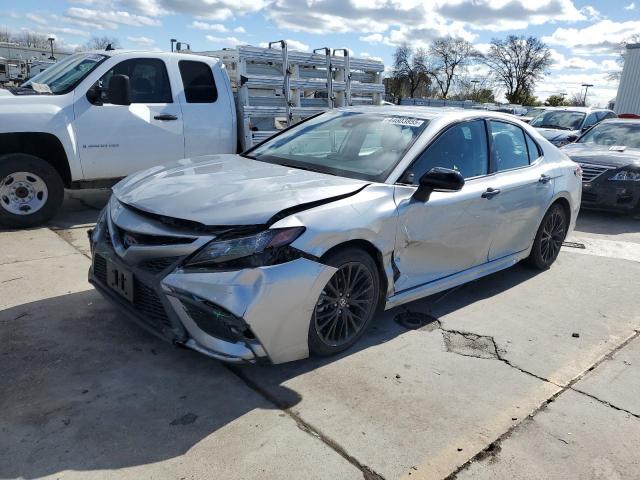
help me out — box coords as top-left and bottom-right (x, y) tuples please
(413, 167), (465, 202)
(107, 74), (131, 106)
(86, 84), (102, 105)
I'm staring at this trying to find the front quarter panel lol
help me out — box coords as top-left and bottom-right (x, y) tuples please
(273, 184), (399, 298)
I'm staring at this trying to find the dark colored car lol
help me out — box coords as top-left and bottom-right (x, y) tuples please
(561, 119), (640, 213)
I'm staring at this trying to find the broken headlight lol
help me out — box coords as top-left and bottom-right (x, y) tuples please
(184, 227), (306, 269)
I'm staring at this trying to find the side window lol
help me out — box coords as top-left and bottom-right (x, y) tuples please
(489, 121), (529, 172)
(409, 120), (488, 181)
(525, 133), (542, 163)
(99, 58), (172, 104)
(179, 60), (218, 103)
(600, 111), (617, 120)
(583, 112), (598, 129)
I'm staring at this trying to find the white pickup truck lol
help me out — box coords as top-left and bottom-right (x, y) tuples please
(0, 45), (384, 227)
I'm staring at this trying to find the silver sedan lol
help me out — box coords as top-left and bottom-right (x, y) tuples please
(89, 107), (582, 364)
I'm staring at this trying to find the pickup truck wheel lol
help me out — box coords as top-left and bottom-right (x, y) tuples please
(0, 154), (64, 228)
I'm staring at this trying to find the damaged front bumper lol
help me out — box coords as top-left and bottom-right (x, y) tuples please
(88, 204), (336, 364)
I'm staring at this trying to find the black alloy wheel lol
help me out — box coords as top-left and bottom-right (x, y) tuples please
(309, 248), (380, 356)
(527, 203), (568, 270)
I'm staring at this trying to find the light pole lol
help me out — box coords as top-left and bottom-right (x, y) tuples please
(581, 83), (593, 106)
(170, 39), (177, 52)
(47, 37), (55, 61)
(470, 79), (479, 100)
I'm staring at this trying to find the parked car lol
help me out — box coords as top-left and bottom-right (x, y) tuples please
(88, 107), (581, 364)
(520, 107), (549, 124)
(561, 118), (640, 212)
(529, 107), (617, 147)
(0, 46), (383, 227)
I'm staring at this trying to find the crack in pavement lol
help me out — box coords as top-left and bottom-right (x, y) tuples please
(443, 329), (640, 479)
(227, 365), (385, 480)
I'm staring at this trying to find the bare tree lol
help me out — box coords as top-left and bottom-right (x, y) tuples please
(427, 37), (480, 99)
(83, 36), (121, 51)
(566, 91), (586, 107)
(392, 45), (429, 98)
(483, 35), (552, 105)
(17, 31), (50, 48)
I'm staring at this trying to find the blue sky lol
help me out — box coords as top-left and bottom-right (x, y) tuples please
(2, 0), (639, 105)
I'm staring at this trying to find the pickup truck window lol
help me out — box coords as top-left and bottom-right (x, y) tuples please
(179, 60), (218, 103)
(99, 58), (172, 104)
(22, 53), (106, 94)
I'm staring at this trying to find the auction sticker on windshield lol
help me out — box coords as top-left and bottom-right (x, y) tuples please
(382, 117), (425, 127)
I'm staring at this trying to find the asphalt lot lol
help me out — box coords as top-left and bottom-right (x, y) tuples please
(1, 189), (639, 480)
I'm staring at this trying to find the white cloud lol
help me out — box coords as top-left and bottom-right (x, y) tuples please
(360, 33), (383, 43)
(258, 39), (310, 52)
(579, 5), (601, 20)
(436, 0), (585, 32)
(359, 52), (383, 62)
(64, 7), (161, 29)
(543, 20), (640, 54)
(233, 26), (246, 33)
(205, 35), (247, 47)
(625, 2), (636, 9)
(118, 0), (267, 20)
(127, 35), (155, 46)
(24, 14), (91, 37)
(549, 49), (601, 70)
(191, 21), (227, 32)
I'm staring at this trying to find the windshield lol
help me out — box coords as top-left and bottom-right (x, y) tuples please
(530, 111), (585, 130)
(578, 122), (640, 149)
(22, 53), (107, 94)
(524, 108), (545, 118)
(247, 111), (429, 182)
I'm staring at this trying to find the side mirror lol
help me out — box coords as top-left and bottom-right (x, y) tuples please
(107, 74), (131, 106)
(413, 167), (465, 202)
(86, 84), (102, 105)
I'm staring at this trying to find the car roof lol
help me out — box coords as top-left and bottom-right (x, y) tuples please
(338, 105), (523, 122)
(599, 118), (640, 125)
(547, 106), (613, 113)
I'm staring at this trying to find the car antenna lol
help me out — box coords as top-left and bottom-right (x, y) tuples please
(105, 43), (115, 51)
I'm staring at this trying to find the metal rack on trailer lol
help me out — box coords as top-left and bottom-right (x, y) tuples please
(199, 41), (385, 150)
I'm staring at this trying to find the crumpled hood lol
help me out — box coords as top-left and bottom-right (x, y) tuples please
(113, 154), (369, 226)
(536, 128), (579, 142)
(560, 143), (640, 168)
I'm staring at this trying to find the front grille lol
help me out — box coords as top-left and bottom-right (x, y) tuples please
(93, 253), (171, 332)
(114, 225), (195, 249)
(139, 258), (178, 274)
(579, 163), (611, 182)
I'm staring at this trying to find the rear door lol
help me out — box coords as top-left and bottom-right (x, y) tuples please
(74, 57), (184, 179)
(486, 120), (554, 261)
(393, 119), (499, 292)
(178, 59), (236, 157)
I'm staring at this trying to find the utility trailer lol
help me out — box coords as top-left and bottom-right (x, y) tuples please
(200, 42), (385, 150)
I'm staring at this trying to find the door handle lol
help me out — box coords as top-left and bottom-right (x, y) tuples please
(481, 187), (501, 199)
(153, 114), (178, 121)
(539, 174), (551, 184)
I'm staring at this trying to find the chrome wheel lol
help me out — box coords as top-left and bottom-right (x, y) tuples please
(314, 262), (376, 347)
(0, 171), (49, 216)
(540, 208), (565, 263)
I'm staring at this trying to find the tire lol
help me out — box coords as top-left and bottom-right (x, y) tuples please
(0, 154), (64, 228)
(526, 203), (568, 270)
(308, 247), (381, 357)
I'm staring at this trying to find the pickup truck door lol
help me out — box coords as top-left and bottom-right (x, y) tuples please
(73, 57), (184, 180)
(177, 59), (236, 158)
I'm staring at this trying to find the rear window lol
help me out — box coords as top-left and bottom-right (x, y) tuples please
(179, 60), (218, 103)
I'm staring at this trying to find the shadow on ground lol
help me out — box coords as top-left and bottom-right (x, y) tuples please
(0, 261), (540, 479)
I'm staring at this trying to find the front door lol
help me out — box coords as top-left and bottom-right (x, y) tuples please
(73, 57), (184, 180)
(393, 119), (498, 293)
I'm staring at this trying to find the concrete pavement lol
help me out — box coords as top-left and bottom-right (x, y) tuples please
(0, 192), (638, 479)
